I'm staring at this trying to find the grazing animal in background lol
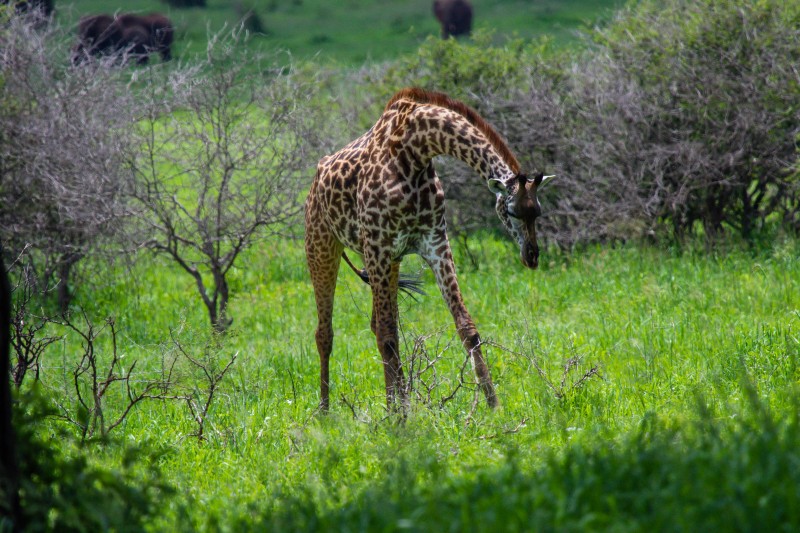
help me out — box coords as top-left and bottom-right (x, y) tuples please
(1, 0), (53, 19)
(305, 88), (555, 412)
(433, 0), (473, 38)
(115, 22), (150, 62)
(118, 13), (174, 62)
(72, 13), (174, 65)
(73, 14), (117, 61)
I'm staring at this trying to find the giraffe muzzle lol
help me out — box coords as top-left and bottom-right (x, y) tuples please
(522, 241), (539, 269)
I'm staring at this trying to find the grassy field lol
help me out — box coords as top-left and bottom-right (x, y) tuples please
(31, 232), (800, 529)
(56, 0), (623, 63)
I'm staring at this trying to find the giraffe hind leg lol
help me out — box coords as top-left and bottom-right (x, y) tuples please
(366, 258), (408, 413)
(305, 227), (343, 412)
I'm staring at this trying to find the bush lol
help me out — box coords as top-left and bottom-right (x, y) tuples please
(5, 389), (175, 532)
(380, 0), (800, 246)
(581, 0), (800, 241)
(0, 13), (139, 310)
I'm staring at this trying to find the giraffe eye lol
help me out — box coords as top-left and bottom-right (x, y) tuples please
(506, 198), (520, 219)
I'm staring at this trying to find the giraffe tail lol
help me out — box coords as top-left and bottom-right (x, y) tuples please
(341, 252), (426, 300)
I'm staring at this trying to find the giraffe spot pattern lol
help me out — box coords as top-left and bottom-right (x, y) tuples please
(304, 88), (544, 411)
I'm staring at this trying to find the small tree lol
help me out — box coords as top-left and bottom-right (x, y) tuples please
(48, 312), (168, 443)
(130, 29), (323, 332)
(9, 257), (63, 388)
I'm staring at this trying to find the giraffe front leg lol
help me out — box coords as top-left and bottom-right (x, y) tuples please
(423, 242), (499, 409)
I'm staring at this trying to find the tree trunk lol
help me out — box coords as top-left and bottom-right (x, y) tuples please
(57, 252), (81, 314)
(0, 246), (22, 528)
(213, 270), (231, 334)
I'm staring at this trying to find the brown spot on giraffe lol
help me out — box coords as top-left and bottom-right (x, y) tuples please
(305, 87), (554, 413)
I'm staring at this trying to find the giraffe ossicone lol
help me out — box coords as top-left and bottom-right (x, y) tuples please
(305, 87), (550, 413)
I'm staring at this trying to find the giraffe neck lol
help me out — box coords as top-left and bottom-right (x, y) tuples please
(398, 104), (517, 184)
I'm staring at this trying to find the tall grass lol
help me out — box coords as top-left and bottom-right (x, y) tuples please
(253, 392), (800, 532)
(29, 232), (800, 529)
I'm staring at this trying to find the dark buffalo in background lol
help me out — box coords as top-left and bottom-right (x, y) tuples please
(72, 13), (174, 65)
(433, 0), (473, 38)
(2, 0), (53, 18)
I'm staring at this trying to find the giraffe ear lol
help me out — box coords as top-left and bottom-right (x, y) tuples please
(539, 174), (557, 188)
(488, 177), (510, 197)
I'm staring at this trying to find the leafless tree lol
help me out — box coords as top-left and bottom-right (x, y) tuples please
(164, 328), (238, 442)
(0, 14), (139, 311)
(400, 327), (477, 409)
(129, 28), (325, 332)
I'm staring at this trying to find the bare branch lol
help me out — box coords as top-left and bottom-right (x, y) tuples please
(478, 417), (529, 441)
(168, 326), (239, 441)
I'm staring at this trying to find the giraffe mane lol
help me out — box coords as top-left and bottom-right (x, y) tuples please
(385, 87), (521, 174)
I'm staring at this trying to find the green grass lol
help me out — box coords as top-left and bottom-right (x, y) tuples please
(57, 0), (623, 63)
(26, 232), (800, 529)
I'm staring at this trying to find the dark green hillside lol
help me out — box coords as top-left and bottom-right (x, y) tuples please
(57, 0), (622, 63)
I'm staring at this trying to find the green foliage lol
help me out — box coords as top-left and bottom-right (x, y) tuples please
(381, 31), (560, 103)
(7, 387), (174, 532)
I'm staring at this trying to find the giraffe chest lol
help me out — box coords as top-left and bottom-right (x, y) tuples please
(354, 172), (445, 258)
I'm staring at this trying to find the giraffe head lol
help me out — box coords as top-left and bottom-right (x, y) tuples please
(489, 173), (555, 269)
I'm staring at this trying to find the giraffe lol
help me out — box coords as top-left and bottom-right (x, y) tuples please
(305, 87), (554, 412)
